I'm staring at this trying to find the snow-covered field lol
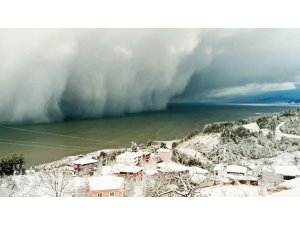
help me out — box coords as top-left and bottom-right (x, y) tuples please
(200, 185), (263, 197)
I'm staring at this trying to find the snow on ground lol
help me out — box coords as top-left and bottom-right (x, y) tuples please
(268, 187), (300, 197)
(200, 185), (263, 197)
(279, 177), (300, 189)
(177, 133), (220, 160)
(0, 171), (88, 197)
(243, 122), (260, 133)
(269, 152), (297, 167)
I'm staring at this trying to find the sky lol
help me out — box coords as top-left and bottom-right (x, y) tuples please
(1, 29), (300, 123)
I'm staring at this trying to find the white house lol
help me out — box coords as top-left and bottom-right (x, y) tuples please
(225, 174), (258, 185)
(116, 152), (140, 166)
(213, 163), (225, 176)
(226, 165), (247, 175)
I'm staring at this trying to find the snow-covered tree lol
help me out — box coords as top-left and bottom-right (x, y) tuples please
(144, 172), (202, 197)
(39, 168), (71, 197)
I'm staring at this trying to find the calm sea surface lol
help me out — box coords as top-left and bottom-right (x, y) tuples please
(0, 103), (298, 165)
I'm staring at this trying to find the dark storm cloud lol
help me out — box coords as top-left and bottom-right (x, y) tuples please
(1, 29), (300, 124)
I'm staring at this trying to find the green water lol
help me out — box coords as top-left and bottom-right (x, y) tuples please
(0, 103), (298, 166)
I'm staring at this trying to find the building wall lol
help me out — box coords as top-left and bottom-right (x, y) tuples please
(116, 156), (138, 166)
(115, 172), (143, 182)
(87, 186), (124, 197)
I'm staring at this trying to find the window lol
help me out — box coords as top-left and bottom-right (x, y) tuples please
(97, 192), (103, 197)
(284, 175), (296, 180)
(109, 192), (115, 197)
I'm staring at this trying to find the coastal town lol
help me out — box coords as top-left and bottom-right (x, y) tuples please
(1, 109), (300, 197)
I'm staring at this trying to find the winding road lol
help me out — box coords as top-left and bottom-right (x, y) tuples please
(275, 122), (300, 140)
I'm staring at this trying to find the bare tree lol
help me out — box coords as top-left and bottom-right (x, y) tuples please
(39, 168), (71, 197)
(144, 172), (202, 197)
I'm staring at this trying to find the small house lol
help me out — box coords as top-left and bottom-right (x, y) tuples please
(116, 152), (140, 166)
(72, 158), (98, 176)
(226, 165), (247, 176)
(113, 165), (143, 182)
(87, 176), (125, 197)
(142, 152), (151, 162)
(226, 174), (258, 186)
(213, 163), (225, 176)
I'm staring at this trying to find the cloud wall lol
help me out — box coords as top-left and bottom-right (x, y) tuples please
(2, 29), (300, 124)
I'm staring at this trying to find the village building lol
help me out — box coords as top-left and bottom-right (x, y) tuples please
(72, 158), (98, 176)
(157, 149), (172, 162)
(213, 163), (225, 176)
(116, 152), (140, 166)
(225, 174), (258, 186)
(87, 176), (125, 197)
(156, 161), (190, 174)
(226, 165), (247, 176)
(142, 152), (151, 162)
(113, 165), (143, 182)
(215, 177), (234, 186)
(274, 166), (300, 181)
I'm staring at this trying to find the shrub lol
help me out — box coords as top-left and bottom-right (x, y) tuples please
(0, 154), (25, 177)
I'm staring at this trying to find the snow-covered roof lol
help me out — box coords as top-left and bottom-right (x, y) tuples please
(72, 158), (98, 165)
(157, 149), (172, 153)
(113, 165), (143, 173)
(156, 162), (190, 173)
(227, 165), (247, 174)
(274, 166), (300, 176)
(279, 177), (300, 189)
(88, 176), (124, 191)
(261, 166), (274, 173)
(213, 163), (224, 171)
(116, 152), (140, 159)
(243, 122), (260, 133)
(269, 187), (300, 197)
(190, 166), (209, 175)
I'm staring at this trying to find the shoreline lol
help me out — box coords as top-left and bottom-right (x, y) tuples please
(1, 104), (298, 168)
